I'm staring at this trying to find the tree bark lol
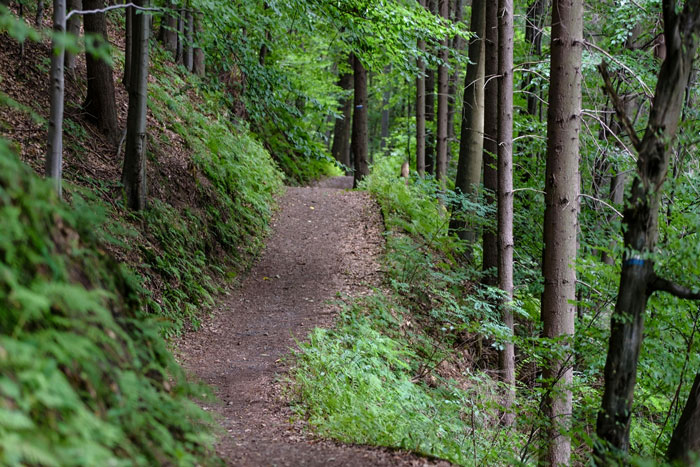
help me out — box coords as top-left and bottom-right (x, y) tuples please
(380, 72), (390, 151)
(667, 372), (700, 464)
(122, 0), (150, 211)
(175, 8), (184, 64)
(482, 0), (498, 286)
(351, 55), (369, 188)
(450, 0), (485, 248)
(416, 0), (426, 176)
(595, 0), (700, 458)
(524, 0), (547, 118)
(83, 0), (119, 143)
(541, 0), (582, 464)
(123, 2), (132, 89)
(435, 0), (449, 183)
(424, 0), (437, 176)
(497, 0), (515, 427)
(193, 10), (205, 75)
(47, 0), (66, 198)
(158, 0), (177, 56)
(36, 0), (45, 25)
(331, 55), (353, 170)
(184, 8), (193, 71)
(64, 0), (81, 75)
(446, 0), (464, 162)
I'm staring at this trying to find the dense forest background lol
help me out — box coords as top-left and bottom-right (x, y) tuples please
(1, 0), (700, 465)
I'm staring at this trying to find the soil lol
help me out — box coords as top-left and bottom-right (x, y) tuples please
(177, 177), (451, 466)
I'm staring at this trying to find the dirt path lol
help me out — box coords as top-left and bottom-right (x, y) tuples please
(178, 177), (449, 466)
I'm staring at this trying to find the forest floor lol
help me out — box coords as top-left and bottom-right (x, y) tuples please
(177, 176), (451, 466)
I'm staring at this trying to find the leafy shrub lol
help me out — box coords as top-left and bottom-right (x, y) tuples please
(0, 145), (217, 466)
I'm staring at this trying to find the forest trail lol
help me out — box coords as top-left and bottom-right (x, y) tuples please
(178, 177), (448, 466)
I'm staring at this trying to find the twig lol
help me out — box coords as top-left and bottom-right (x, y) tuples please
(579, 193), (623, 218)
(598, 61), (642, 151)
(585, 41), (654, 98)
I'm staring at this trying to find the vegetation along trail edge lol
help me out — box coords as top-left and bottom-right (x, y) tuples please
(177, 176), (450, 466)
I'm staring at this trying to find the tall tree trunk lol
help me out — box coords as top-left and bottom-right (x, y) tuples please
(184, 7), (193, 71)
(380, 70), (390, 151)
(158, 0), (177, 56)
(450, 0), (485, 248)
(416, 4), (426, 176)
(541, 0), (582, 464)
(667, 372), (700, 464)
(47, 0), (66, 198)
(482, 0), (498, 286)
(83, 0), (119, 143)
(64, 0), (81, 76)
(446, 0), (464, 163)
(123, 2), (132, 89)
(424, 0), (437, 176)
(524, 0), (547, 118)
(36, 0), (45, 25)
(175, 8), (184, 64)
(435, 0), (449, 183)
(122, 0), (150, 211)
(497, 0), (515, 427)
(351, 55), (369, 188)
(596, 1), (700, 458)
(193, 10), (205, 75)
(331, 55), (353, 171)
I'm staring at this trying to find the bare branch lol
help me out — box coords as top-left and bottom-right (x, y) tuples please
(579, 193), (624, 218)
(66, 3), (161, 21)
(649, 275), (700, 300)
(598, 61), (642, 151)
(585, 41), (654, 97)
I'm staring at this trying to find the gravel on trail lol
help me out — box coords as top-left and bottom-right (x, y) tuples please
(178, 177), (452, 466)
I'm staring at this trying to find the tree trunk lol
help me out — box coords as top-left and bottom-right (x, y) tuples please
(424, 0), (437, 176)
(193, 10), (205, 75)
(446, 0), (464, 163)
(416, 0), (426, 176)
(524, 0), (547, 118)
(331, 55), (353, 170)
(47, 0), (66, 198)
(158, 0), (177, 56)
(541, 0), (582, 463)
(175, 8), (184, 64)
(435, 0), (449, 183)
(351, 55), (369, 188)
(380, 74), (390, 151)
(36, 0), (45, 25)
(482, 0), (498, 286)
(497, 0), (515, 427)
(122, 0), (150, 211)
(596, 1), (700, 458)
(83, 0), (119, 143)
(123, 2), (132, 89)
(450, 0), (485, 247)
(184, 8), (193, 71)
(667, 372), (700, 464)
(64, 0), (81, 75)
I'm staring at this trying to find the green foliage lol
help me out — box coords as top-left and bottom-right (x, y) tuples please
(0, 145), (217, 466)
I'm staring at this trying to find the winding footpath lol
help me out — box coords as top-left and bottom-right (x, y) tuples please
(178, 177), (449, 466)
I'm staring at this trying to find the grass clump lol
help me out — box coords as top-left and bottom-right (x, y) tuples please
(0, 145), (217, 466)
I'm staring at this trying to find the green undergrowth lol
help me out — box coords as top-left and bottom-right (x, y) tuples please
(0, 146), (217, 466)
(289, 155), (523, 465)
(105, 46), (285, 334)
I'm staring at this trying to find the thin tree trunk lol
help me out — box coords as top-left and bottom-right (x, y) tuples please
(524, 0), (547, 118)
(424, 0), (437, 176)
(184, 8), (193, 71)
(158, 0), (177, 56)
(123, 1), (132, 89)
(47, 0), (66, 198)
(446, 0), (464, 162)
(542, 0), (582, 463)
(435, 0), (449, 183)
(64, 0), (81, 75)
(380, 69), (390, 151)
(482, 0), (498, 286)
(331, 55), (353, 170)
(497, 0), (515, 427)
(416, 2), (426, 176)
(596, 1), (700, 458)
(450, 0), (485, 247)
(667, 372), (700, 464)
(193, 10), (205, 75)
(36, 0), (45, 25)
(175, 8), (184, 64)
(122, 0), (150, 210)
(351, 55), (369, 188)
